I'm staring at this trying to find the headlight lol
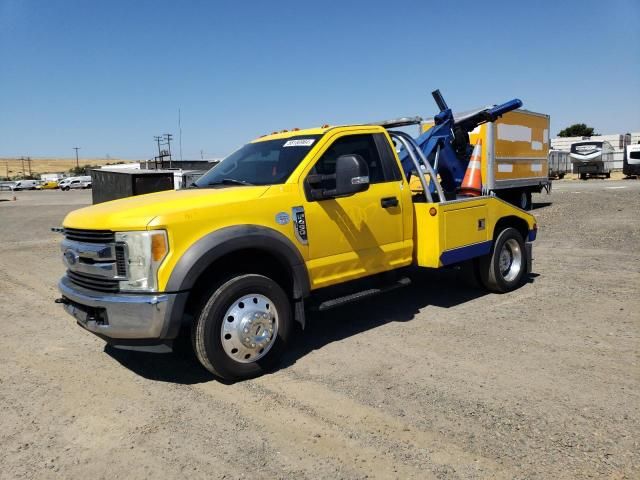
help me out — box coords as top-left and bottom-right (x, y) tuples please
(115, 230), (168, 292)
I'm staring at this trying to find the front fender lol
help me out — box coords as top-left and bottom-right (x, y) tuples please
(165, 225), (310, 299)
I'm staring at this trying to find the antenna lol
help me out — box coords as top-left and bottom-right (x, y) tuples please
(178, 108), (183, 162)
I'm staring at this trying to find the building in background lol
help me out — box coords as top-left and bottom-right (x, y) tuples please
(39, 173), (65, 182)
(140, 158), (220, 171)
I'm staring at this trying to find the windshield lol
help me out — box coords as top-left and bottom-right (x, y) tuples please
(195, 134), (322, 187)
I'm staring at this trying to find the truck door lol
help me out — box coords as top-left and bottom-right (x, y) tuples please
(301, 132), (412, 289)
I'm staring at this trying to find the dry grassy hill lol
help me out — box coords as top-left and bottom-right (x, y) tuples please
(1, 157), (139, 178)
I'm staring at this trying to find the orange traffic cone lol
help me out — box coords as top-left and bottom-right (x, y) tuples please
(459, 139), (482, 196)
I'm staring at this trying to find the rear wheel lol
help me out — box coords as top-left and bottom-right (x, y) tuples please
(477, 227), (527, 293)
(516, 190), (532, 210)
(192, 274), (292, 380)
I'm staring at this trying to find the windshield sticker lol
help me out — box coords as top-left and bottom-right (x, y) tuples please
(283, 139), (315, 148)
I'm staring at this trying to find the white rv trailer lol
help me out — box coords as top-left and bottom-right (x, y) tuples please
(570, 141), (615, 179)
(623, 144), (640, 177)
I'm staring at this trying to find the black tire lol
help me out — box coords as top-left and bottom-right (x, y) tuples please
(516, 190), (532, 211)
(476, 227), (528, 293)
(192, 274), (292, 380)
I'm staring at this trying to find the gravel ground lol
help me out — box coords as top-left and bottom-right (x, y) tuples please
(0, 183), (638, 479)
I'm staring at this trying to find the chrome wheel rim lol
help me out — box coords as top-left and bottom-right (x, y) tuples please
(220, 294), (278, 363)
(499, 238), (522, 282)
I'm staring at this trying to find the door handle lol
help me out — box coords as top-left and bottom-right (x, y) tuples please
(380, 196), (399, 208)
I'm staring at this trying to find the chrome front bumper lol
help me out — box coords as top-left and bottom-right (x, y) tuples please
(58, 275), (181, 342)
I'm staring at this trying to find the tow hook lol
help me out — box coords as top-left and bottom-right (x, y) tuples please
(54, 297), (69, 305)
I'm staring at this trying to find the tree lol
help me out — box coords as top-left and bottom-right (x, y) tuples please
(68, 164), (100, 175)
(557, 123), (597, 138)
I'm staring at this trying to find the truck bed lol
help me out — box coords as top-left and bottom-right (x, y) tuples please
(413, 195), (534, 268)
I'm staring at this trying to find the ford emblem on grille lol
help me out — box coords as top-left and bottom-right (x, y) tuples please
(63, 249), (80, 267)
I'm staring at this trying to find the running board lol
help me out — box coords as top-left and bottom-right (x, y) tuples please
(316, 277), (411, 311)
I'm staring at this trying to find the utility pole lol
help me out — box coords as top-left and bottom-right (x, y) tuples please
(27, 157), (32, 177)
(73, 147), (80, 169)
(154, 136), (163, 157)
(21, 157), (25, 176)
(153, 136), (163, 169)
(164, 133), (173, 168)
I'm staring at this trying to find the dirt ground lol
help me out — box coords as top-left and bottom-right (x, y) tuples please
(1, 182), (638, 479)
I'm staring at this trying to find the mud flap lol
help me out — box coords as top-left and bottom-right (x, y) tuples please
(525, 242), (533, 274)
(294, 298), (306, 330)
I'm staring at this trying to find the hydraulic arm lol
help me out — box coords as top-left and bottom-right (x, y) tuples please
(397, 90), (523, 194)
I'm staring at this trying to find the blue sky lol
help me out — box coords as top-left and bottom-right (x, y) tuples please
(1, 0), (639, 159)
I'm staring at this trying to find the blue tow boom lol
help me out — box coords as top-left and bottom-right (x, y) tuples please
(398, 90), (523, 193)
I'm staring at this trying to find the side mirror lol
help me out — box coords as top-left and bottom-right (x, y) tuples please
(333, 154), (369, 197)
(306, 154), (370, 200)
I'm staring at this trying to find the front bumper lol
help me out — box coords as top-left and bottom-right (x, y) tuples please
(58, 275), (184, 343)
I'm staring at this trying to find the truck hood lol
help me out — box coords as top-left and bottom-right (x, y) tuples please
(63, 186), (269, 231)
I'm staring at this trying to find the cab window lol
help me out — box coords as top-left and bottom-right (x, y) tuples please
(310, 134), (385, 186)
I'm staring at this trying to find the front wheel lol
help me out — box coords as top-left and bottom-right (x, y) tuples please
(192, 274), (292, 380)
(476, 227), (528, 293)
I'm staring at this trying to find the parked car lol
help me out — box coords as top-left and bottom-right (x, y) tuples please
(38, 181), (59, 189)
(12, 180), (39, 191)
(61, 176), (92, 190)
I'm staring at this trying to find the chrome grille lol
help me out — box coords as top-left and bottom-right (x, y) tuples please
(62, 228), (126, 293)
(64, 228), (115, 244)
(67, 271), (119, 293)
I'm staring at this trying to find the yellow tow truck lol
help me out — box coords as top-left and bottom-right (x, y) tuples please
(56, 91), (537, 380)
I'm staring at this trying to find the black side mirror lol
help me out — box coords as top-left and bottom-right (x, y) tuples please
(333, 154), (369, 197)
(306, 154), (369, 200)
